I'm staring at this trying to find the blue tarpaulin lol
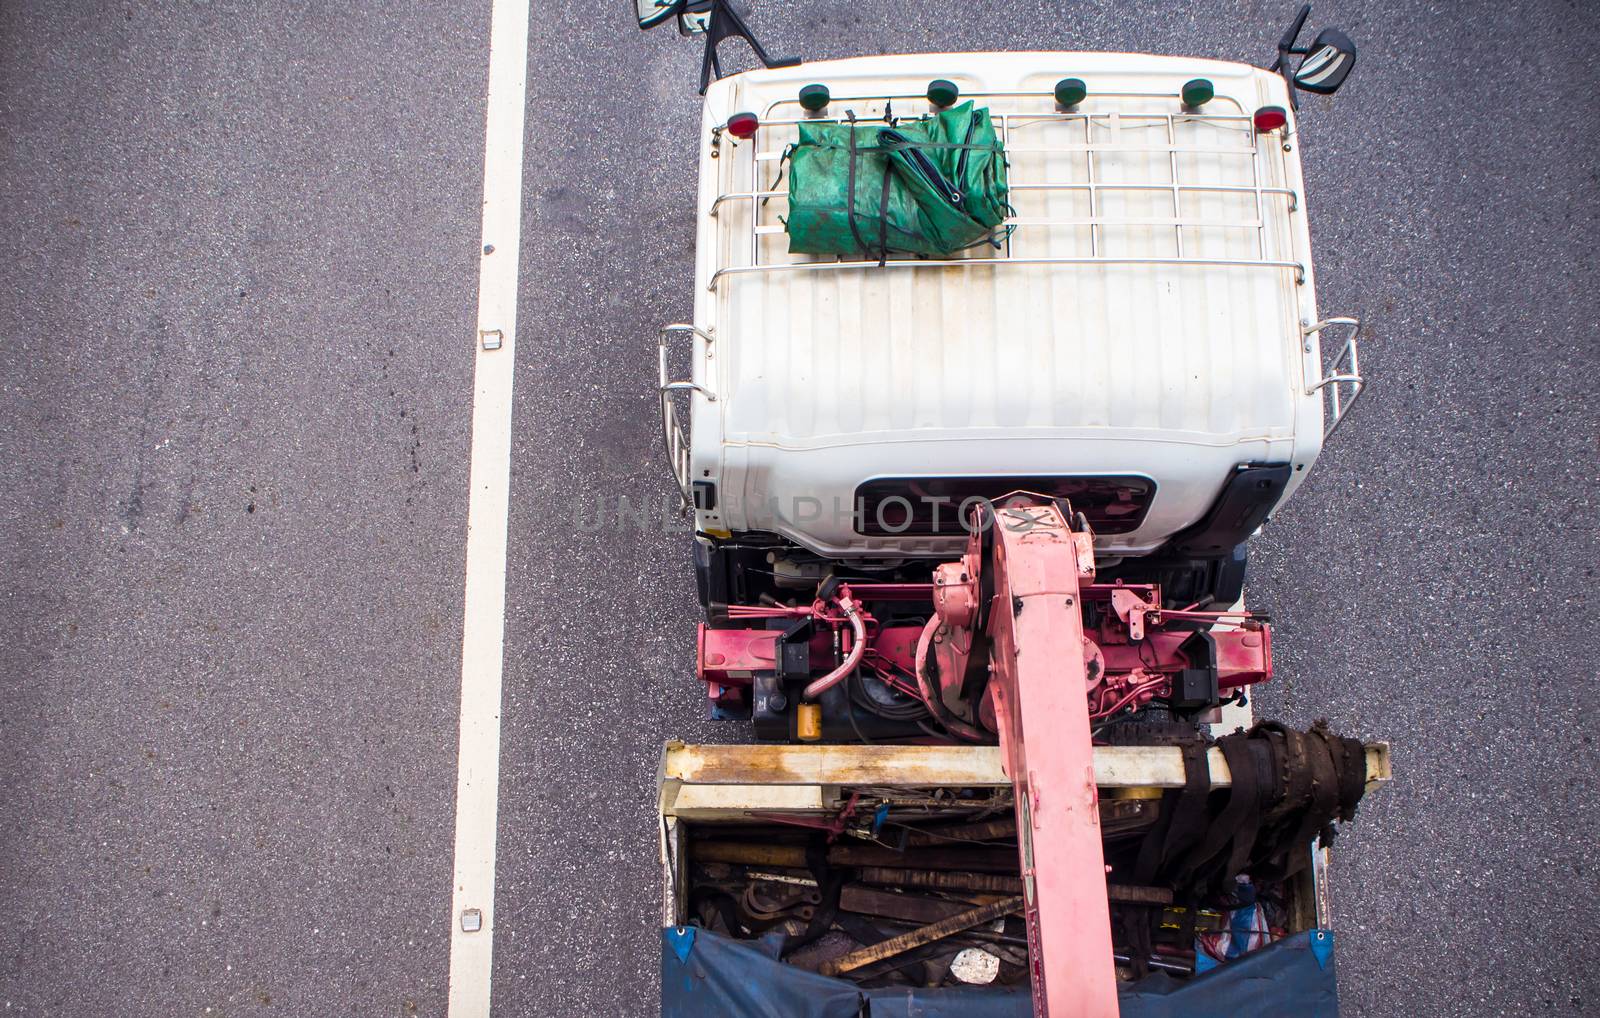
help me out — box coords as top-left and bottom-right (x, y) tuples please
(660, 926), (1339, 1017)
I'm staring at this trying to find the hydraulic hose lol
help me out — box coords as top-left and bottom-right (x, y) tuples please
(803, 594), (866, 701)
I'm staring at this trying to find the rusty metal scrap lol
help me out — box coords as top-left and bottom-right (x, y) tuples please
(904, 816), (1018, 846)
(691, 841), (809, 869)
(855, 866), (1024, 895)
(818, 896), (1025, 977)
(1100, 797), (1160, 838)
(1107, 884), (1173, 906)
(691, 839), (1019, 873)
(831, 842), (1017, 872)
(741, 880), (819, 921)
(839, 884), (979, 925)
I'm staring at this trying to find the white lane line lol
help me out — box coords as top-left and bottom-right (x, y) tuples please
(447, 0), (530, 1012)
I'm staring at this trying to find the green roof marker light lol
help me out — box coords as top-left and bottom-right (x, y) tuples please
(926, 79), (960, 108)
(1054, 78), (1087, 108)
(1181, 78), (1215, 109)
(798, 84), (831, 113)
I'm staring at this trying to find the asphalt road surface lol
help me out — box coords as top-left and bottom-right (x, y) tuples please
(2, 2), (1596, 1016)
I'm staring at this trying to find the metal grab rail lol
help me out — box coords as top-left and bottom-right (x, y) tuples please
(710, 183), (1299, 215)
(1304, 317), (1366, 440)
(658, 324), (714, 509)
(709, 255), (1306, 289)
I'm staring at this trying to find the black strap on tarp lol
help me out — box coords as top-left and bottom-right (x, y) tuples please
(1127, 741), (1210, 976)
(1143, 741), (1213, 883)
(1219, 734), (1272, 887)
(1174, 732), (1265, 895)
(876, 169), (892, 267)
(838, 116), (998, 264)
(1115, 903), (1158, 981)
(1314, 723), (1369, 823)
(1281, 731), (1337, 877)
(1128, 725), (1372, 900)
(844, 118), (871, 260)
(780, 839), (846, 959)
(689, 887), (746, 936)
(1248, 722), (1359, 881)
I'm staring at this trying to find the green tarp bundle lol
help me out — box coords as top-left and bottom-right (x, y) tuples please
(784, 100), (1010, 259)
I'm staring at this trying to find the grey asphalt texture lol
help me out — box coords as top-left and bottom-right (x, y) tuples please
(1, 1), (1595, 1016)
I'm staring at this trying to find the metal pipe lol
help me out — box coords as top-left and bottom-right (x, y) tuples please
(692, 843), (1018, 876)
(905, 816), (1017, 846)
(694, 838), (1017, 870)
(831, 843), (1018, 872)
(819, 896), (1024, 977)
(692, 842), (808, 869)
(856, 866), (1024, 895)
(803, 592), (866, 700)
(710, 183), (1298, 211)
(839, 884), (975, 925)
(1114, 953), (1193, 975)
(869, 916), (1030, 949)
(709, 255), (1306, 290)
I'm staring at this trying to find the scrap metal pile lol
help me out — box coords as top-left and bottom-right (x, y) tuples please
(686, 790), (1033, 989)
(683, 722), (1370, 990)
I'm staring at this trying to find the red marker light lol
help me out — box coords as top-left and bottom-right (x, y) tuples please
(726, 112), (759, 139)
(1254, 106), (1288, 132)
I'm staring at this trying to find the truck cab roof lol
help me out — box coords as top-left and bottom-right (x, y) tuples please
(673, 52), (1352, 559)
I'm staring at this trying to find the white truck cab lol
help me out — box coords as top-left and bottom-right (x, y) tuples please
(660, 51), (1364, 615)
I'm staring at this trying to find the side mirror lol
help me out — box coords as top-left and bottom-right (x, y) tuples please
(635, 0), (685, 31)
(1293, 28), (1357, 94)
(677, 2), (714, 35)
(631, 0), (800, 94)
(1271, 4), (1357, 106)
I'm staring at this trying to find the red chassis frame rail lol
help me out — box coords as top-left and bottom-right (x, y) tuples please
(693, 499), (1273, 1017)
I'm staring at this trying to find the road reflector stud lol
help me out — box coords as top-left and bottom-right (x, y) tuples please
(460, 908), (483, 933)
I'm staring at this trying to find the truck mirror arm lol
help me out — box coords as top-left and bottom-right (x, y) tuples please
(692, 0), (801, 95)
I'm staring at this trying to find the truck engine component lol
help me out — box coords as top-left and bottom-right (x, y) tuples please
(697, 497), (1273, 746)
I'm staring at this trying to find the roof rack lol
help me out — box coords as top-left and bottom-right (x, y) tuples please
(706, 88), (1307, 291)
